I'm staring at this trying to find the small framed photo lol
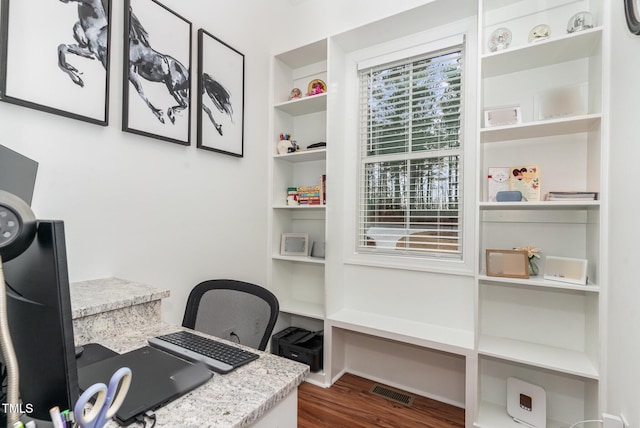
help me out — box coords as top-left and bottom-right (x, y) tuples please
(486, 249), (529, 279)
(280, 233), (309, 256)
(484, 106), (522, 128)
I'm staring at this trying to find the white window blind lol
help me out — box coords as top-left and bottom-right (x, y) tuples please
(357, 44), (464, 259)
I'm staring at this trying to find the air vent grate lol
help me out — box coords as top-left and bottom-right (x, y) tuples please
(369, 384), (415, 407)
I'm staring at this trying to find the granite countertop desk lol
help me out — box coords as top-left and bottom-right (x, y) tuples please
(69, 278), (309, 428)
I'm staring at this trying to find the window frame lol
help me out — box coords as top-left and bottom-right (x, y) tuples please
(341, 25), (477, 276)
(357, 45), (465, 260)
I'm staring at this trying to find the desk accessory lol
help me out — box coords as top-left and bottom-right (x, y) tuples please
(74, 367), (132, 428)
(507, 377), (547, 427)
(272, 327), (323, 372)
(78, 346), (212, 425)
(148, 330), (258, 374)
(496, 190), (525, 202)
(0, 190), (37, 425)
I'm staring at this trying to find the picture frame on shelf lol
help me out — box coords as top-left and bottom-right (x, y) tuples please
(487, 167), (510, 202)
(534, 83), (587, 121)
(0, 0), (113, 125)
(123, 0), (192, 146)
(281, 233), (309, 257)
(486, 249), (529, 279)
(484, 106), (521, 128)
(510, 165), (540, 202)
(196, 28), (245, 157)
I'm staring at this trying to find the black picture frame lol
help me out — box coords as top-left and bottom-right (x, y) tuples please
(625, 0), (640, 34)
(123, 0), (192, 145)
(0, 0), (112, 125)
(197, 29), (245, 157)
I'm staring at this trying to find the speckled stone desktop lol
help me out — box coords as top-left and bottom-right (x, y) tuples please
(69, 278), (308, 427)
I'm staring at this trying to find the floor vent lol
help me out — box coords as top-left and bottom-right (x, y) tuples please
(369, 384), (415, 407)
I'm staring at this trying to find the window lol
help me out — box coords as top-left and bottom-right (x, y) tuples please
(357, 44), (464, 259)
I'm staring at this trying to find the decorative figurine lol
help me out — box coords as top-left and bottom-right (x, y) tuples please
(528, 24), (551, 42)
(307, 79), (326, 96)
(488, 27), (512, 52)
(289, 88), (302, 100)
(567, 11), (593, 33)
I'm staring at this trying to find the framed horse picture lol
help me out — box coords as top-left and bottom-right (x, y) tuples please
(0, 0), (112, 125)
(123, 0), (192, 146)
(196, 29), (245, 157)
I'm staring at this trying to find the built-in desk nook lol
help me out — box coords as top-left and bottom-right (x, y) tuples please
(69, 278), (308, 427)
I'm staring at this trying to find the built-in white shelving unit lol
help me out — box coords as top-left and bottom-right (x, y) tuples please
(268, 0), (608, 425)
(268, 39), (329, 385)
(476, 0), (607, 426)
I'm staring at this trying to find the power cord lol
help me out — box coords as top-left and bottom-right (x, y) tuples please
(568, 420), (603, 428)
(229, 332), (241, 344)
(134, 410), (157, 428)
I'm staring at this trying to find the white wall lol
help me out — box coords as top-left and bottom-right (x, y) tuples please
(270, 0), (439, 53)
(607, 1), (640, 424)
(0, 0), (276, 324)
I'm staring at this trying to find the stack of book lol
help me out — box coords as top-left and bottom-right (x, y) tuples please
(545, 191), (598, 201)
(297, 185), (322, 205)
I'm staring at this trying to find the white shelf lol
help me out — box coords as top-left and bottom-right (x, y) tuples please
(481, 27), (603, 78)
(275, 39), (327, 69)
(478, 274), (600, 293)
(272, 254), (325, 264)
(475, 401), (566, 428)
(480, 114), (602, 143)
(272, 204), (326, 210)
(274, 93), (327, 116)
(328, 309), (474, 356)
(478, 335), (599, 379)
(273, 148), (326, 162)
(279, 299), (325, 319)
(479, 200), (600, 210)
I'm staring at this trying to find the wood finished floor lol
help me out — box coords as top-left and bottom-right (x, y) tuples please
(298, 373), (465, 428)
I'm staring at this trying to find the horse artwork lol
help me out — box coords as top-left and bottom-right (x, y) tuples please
(196, 29), (244, 157)
(57, 0), (110, 88)
(0, 0), (112, 124)
(123, 0), (192, 145)
(201, 73), (233, 136)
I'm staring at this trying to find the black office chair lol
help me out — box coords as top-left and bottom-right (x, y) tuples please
(182, 279), (279, 351)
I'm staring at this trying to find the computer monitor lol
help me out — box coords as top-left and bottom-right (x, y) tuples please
(3, 220), (79, 421)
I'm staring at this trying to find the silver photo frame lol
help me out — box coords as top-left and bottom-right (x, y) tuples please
(280, 233), (309, 257)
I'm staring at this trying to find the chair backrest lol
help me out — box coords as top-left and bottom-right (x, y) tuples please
(182, 279), (279, 351)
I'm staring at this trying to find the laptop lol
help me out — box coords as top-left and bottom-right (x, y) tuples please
(77, 346), (213, 425)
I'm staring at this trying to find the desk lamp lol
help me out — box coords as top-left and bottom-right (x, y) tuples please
(0, 190), (37, 425)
